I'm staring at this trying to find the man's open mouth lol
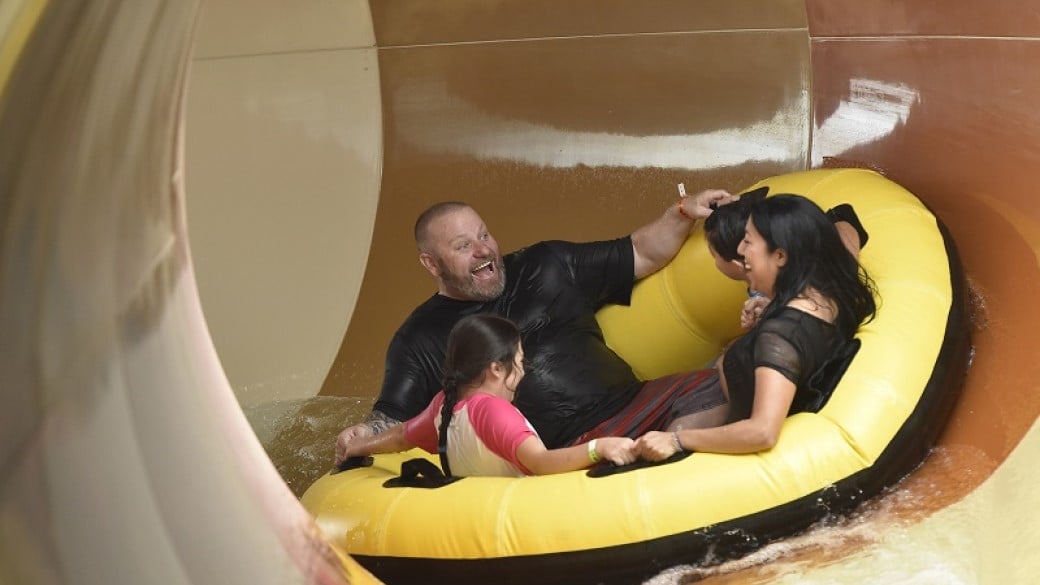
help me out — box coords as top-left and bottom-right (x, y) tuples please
(471, 259), (495, 278)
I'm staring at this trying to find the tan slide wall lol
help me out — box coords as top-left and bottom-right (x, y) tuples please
(186, 0), (381, 408)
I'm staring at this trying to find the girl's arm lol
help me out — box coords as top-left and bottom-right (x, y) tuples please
(637, 367), (796, 459)
(515, 436), (636, 475)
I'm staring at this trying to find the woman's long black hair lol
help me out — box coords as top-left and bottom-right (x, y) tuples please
(437, 314), (522, 476)
(748, 195), (878, 339)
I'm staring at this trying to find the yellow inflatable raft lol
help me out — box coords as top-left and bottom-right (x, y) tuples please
(301, 168), (970, 584)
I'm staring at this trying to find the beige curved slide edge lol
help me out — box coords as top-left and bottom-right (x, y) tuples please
(3, 1), (1039, 584)
(0, 2), (374, 584)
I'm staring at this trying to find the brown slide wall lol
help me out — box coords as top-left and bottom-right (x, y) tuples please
(806, 1), (1040, 465)
(323, 0), (814, 396)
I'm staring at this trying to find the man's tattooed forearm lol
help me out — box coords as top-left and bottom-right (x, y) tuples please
(365, 410), (401, 434)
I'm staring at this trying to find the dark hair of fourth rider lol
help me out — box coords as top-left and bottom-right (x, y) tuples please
(704, 186), (768, 262)
(747, 194), (878, 339)
(437, 314), (523, 476)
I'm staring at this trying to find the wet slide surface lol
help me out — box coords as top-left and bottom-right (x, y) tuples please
(2, 1), (1039, 584)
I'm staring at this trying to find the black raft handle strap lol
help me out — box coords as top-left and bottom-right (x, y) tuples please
(383, 458), (463, 489)
(586, 450), (692, 478)
(804, 338), (862, 413)
(331, 456), (373, 475)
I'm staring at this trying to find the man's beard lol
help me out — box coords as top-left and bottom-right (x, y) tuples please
(437, 257), (506, 302)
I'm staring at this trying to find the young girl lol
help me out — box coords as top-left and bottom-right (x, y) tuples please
(334, 314), (636, 477)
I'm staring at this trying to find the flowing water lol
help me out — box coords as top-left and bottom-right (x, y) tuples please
(643, 443), (998, 584)
(244, 395), (376, 499)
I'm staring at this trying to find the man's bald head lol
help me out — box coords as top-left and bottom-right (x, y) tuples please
(414, 201), (471, 252)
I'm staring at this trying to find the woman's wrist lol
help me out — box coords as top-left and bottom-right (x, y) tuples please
(672, 431), (685, 453)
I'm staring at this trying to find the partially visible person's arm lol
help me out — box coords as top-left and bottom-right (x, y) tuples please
(631, 188), (735, 279)
(515, 436), (637, 475)
(834, 222), (862, 258)
(636, 367), (796, 459)
(826, 203), (868, 258)
(335, 391), (445, 466)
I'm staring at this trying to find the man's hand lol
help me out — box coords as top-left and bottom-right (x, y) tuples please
(334, 422), (373, 466)
(681, 188), (737, 220)
(334, 411), (403, 466)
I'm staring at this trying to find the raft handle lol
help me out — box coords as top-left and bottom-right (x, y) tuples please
(586, 450), (692, 478)
(332, 456), (373, 474)
(383, 458), (463, 489)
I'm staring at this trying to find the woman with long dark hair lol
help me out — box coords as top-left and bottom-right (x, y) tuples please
(334, 314), (636, 476)
(705, 188), (869, 328)
(638, 194), (878, 458)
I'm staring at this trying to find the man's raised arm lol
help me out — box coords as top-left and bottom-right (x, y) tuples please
(631, 187), (734, 279)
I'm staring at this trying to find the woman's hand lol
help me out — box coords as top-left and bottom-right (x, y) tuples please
(635, 431), (682, 462)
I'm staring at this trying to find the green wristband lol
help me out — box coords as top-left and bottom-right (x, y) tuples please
(587, 439), (601, 463)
